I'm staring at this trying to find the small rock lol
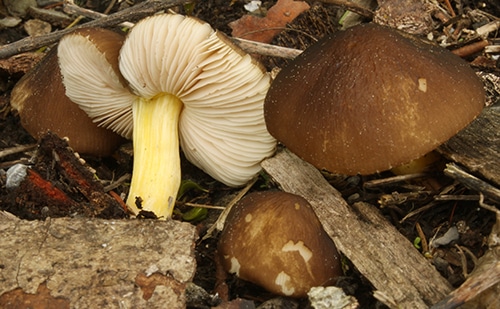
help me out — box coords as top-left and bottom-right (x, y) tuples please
(5, 163), (27, 189)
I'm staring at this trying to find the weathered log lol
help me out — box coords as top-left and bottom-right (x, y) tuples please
(439, 106), (500, 187)
(0, 212), (197, 308)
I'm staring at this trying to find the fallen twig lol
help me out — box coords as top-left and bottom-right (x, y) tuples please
(0, 0), (187, 59)
(312, 0), (374, 19)
(0, 144), (37, 159)
(444, 163), (500, 204)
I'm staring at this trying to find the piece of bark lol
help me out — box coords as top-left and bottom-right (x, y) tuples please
(3, 132), (127, 220)
(438, 106), (500, 187)
(0, 212), (198, 308)
(261, 149), (452, 308)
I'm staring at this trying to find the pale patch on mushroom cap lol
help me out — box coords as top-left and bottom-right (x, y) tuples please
(218, 191), (341, 298)
(58, 28), (137, 139)
(228, 257), (241, 276)
(275, 271), (295, 296)
(282, 240), (313, 263)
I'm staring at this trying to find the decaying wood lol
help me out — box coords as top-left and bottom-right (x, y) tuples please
(261, 149), (452, 309)
(438, 106), (500, 187)
(0, 212), (198, 308)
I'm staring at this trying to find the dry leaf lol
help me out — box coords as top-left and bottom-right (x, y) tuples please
(229, 0), (310, 43)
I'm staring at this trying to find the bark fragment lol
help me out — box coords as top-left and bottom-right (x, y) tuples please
(0, 213), (198, 308)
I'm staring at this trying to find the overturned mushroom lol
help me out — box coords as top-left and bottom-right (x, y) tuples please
(218, 191), (342, 298)
(264, 23), (485, 175)
(58, 14), (276, 219)
(10, 28), (127, 156)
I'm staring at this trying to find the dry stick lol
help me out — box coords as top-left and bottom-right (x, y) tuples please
(183, 202), (225, 210)
(312, 0), (374, 19)
(63, 2), (135, 28)
(415, 222), (430, 254)
(476, 20), (500, 38)
(232, 38), (303, 59)
(485, 45), (500, 53)
(0, 0), (188, 59)
(444, 163), (500, 204)
(103, 173), (131, 192)
(0, 144), (37, 159)
(363, 172), (428, 189)
(262, 149), (452, 308)
(202, 177), (257, 241)
(451, 40), (489, 58)
(400, 201), (440, 223)
(103, 0), (118, 15)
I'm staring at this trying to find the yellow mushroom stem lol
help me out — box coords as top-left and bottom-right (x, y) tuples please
(126, 94), (183, 219)
(390, 151), (442, 175)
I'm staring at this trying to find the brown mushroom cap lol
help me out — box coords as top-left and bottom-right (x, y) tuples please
(264, 23), (485, 175)
(10, 28), (127, 156)
(218, 191), (341, 298)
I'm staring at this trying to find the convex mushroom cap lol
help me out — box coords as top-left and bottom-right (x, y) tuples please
(218, 191), (342, 298)
(10, 28), (127, 156)
(264, 23), (485, 175)
(58, 14), (276, 219)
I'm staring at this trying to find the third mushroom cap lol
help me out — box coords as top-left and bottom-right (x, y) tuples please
(58, 14), (276, 219)
(218, 191), (342, 298)
(264, 23), (485, 175)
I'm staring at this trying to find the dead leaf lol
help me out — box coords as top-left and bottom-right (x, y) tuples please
(229, 0), (310, 43)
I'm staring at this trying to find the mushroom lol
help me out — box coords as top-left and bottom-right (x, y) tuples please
(57, 14), (276, 219)
(217, 191), (342, 298)
(264, 23), (485, 175)
(10, 28), (128, 156)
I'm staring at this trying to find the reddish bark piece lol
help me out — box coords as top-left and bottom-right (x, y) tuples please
(5, 132), (127, 219)
(229, 0), (310, 43)
(26, 169), (74, 204)
(0, 283), (70, 309)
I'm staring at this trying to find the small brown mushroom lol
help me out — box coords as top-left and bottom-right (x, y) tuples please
(217, 191), (341, 298)
(264, 23), (485, 175)
(10, 28), (127, 156)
